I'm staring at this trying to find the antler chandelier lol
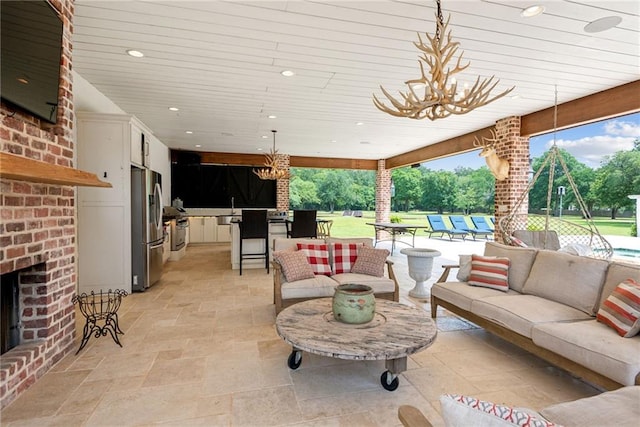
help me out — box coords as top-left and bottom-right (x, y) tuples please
(372, 0), (514, 120)
(253, 130), (289, 180)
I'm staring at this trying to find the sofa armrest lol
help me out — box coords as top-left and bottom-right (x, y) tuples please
(272, 260), (285, 314)
(385, 259), (400, 302)
(398, 405), (433, 427)
(437, 264), (460, 283)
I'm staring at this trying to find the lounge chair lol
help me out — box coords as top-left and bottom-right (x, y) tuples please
(449, 215), (493, 241)
(425, 215), (468, 241)
(471, 216), (495, 232)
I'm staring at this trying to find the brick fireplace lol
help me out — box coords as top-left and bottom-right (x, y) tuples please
(0, 0), (76, 409)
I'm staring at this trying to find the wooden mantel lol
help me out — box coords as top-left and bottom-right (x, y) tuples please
(0, 152), (111, 187)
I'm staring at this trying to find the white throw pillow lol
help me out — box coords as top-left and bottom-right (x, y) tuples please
(456, 254), (473, 281)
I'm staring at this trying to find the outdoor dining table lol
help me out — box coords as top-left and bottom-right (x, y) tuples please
(366, 222), (431, 254)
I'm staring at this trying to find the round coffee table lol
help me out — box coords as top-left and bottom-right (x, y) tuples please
(275, 298), (437, 391)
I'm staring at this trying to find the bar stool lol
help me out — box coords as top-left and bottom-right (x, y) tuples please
(239, 210), (269, 275)
(317, 219), (333, 238)
(286, 210), (317, 238)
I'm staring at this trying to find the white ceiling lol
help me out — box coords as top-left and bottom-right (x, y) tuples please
(72, 0), (640, 161)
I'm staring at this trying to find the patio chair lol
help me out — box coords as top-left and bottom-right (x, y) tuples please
(471, 216), (495, 232)
(449, 215), (493, 241)
(425, 215), (468, 241)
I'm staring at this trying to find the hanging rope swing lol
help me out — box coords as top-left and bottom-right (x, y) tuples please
(498, 87), (613, 260)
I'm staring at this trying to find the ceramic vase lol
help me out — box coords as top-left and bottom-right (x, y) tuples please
(332, 284), (375, 324)
(400, 248), (441, 298)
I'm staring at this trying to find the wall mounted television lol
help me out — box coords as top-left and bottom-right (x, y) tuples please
(1, 1), (64, 124)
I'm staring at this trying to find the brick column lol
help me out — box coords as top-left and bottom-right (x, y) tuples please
(493, 116), (530, 243)
(275, 154), (290, 212)
(375, 160), (391, 223)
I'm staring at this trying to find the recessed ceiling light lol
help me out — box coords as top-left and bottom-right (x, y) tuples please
(261, 135), (269, 139)
(126, 49), (144, 58)
(520, 5), (545, 18)
(281, 70), (295, 77)
(168, 107), (179, 111)
(195, 144), (201, 148)
(511, 94), (521, 100)
(185, 130), (193, 134)
(584, 16), (622, 33)
(268, 115), (277, 119)
(257, 148), (264, 151)
(330, 140), (337, 143)
(356, 122), (364, 126)
(17, 77), (29, 84)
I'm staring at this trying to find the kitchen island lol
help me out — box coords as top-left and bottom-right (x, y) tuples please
(230, 219), (288, 270)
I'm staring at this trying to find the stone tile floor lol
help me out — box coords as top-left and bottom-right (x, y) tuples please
(1, 238), (604, 426)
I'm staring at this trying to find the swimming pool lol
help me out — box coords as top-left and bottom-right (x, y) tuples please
(613, 248), (640, 260)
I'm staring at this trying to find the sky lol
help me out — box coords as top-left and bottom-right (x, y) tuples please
(423, 111), (640, 171)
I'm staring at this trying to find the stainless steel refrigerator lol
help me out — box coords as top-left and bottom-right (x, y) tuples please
(131, 166), (164, 291)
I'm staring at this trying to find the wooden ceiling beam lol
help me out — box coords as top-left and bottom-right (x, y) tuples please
(521, 80), (640, 137)
(385, 127), (494, 170)
(290, 156), (378, 170)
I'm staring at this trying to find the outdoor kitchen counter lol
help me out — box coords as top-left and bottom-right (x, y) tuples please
(230, 221), (287, 270)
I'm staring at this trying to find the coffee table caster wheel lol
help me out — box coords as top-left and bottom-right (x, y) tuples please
(381, 371), (399, 391)
(288, 350), (302, 370)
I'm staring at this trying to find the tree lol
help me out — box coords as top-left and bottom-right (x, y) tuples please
(529, 148), (594, 214)
(289, 177), (319, 209)
(454, 167), (495, 213)
(421, 170), (458, 213)
(391, 167), (423, 211)
(317, 170), (353, 213)
(592, 149), (640, 218)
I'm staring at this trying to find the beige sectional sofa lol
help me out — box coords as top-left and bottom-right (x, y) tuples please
(431, 241), (640, 390)
(272, 237), (399, 313)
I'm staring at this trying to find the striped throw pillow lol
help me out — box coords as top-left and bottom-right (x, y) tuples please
(597, 278), (640, 338)
(468, 254), (510, 292)
(296, 243), (333, 276)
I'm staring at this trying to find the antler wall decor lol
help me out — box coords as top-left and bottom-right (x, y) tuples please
(373, 0), (514, 120)
(473, 128), (510, 181)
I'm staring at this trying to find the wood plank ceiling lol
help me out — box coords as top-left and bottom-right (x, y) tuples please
(72, 1), (640, 167)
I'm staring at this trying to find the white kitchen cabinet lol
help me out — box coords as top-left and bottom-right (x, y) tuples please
(77, 113), (167, 294)
(189, 216), (217, 243)
(217, 224), (231, 242)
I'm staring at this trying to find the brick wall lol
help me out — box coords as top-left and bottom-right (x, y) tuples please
(493, 116), (530, 243)
(0, 0), (76, 409)
(275, 154), (290, 212)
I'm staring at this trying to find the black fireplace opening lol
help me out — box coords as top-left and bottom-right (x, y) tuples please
(1, 270), (21, 354)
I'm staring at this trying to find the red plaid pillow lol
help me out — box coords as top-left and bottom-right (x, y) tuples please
(331, 243), (361, 274)
(297, 243), (332, 276)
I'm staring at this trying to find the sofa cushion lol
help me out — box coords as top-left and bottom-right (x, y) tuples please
(468, 255), (510, 292)
(440, 394), (556, 427)
(331, 273), (396, 293)
(522, 249), (609, 315)
(532, 320), (640, 386)
(273, 251), (315, 282)
(331, 242), (362, 274)
(598, 262), (640, 310)
(484, 241), (538, 292)
(351, 246), (389, 277)
(471, 295), (591, 338)
(297, 243), (332, 276)
(597, 278), (640, 337)
(540, 386), (640, 427)
(431, 282), (520, 312)
(280, 274), (338, 299)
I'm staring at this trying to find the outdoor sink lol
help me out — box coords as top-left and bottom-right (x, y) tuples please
(217, 215), (240, 225)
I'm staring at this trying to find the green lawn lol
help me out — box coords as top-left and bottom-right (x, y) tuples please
(316, 211), (635, 238)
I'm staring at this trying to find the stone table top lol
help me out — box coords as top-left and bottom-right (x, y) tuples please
(275, 298), (437, 361)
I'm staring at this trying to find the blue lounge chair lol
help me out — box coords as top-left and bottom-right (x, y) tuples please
(471, 216), (495, 232)
(450, 215), (493, 241)
(426, 215), (468, 241)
